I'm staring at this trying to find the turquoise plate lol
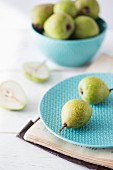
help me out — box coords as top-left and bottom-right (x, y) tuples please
(39, 73), (113, 148)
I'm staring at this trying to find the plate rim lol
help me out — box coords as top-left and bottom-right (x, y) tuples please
(38, 73), (113, 148)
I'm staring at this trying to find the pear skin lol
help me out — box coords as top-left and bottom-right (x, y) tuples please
(78, 76), (110, 104)
(74, 16), (99, 39)
(54, 1), (78, 17)
(31, 4), (54, 30)
(75, 0), (100, 19)
(59, 99), (92, 132)
(44, 13), (74, 40)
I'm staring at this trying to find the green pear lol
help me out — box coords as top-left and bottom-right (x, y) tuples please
(59, 99), (92, 132)
(60, 0), (72, 1)
(75, 0), (100, 19)
(73, 16), (99, 39)
(31, 4), (53, 30)
(43, 32), (51, 38)
(0, 81), (27, 111)
(54, 1), (78, 17)
(44, 13), (74, 40)
(22, 61), (50, 83)
(78, 76), (110, 104)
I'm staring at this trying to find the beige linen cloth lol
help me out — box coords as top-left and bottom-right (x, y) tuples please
(24, 54), (113, 169)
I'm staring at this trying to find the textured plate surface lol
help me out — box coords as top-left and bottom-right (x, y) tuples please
(39, 73), (113, 148)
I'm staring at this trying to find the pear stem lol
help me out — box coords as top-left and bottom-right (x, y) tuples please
(58, 123), (67, 133)
(109, 88), (113, 92)
(35, 60), (46, 72)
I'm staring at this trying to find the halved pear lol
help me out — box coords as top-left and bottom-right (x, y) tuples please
(22, 61), (50, 83)
(0, 81), (27, 110)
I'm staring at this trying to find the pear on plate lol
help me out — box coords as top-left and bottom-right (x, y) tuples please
(22, 61), (50, 83)
(78, 76), (110, 104)
(0, 81), (27, 111)
(44, 13), (74, 40)
(75, 0), (100, 19)
(59, 99), (92, 132)
(54, 0), (78, 17)
(31, 4), (53, 30)
(73, 16), (99, 39)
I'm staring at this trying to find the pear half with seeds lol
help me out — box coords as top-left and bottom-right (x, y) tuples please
(59, 99), (92, 132)
(0, 81), (27, 110)
(78, 76), (110, 104)
(22, 61), (50, 83)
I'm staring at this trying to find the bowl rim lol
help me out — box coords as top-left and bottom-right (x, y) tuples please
(32, 17), (107, 43)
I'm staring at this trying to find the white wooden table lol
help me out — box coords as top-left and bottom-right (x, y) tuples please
(0, 0), (113, 169)
(0, 29), (112, 170)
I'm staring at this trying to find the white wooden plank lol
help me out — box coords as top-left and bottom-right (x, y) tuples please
(0, 134), (88, 170)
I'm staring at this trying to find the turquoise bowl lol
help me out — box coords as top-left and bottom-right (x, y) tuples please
(32, 18), (107, 67)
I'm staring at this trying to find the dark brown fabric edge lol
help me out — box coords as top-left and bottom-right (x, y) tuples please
(16, 118), (111, 170)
